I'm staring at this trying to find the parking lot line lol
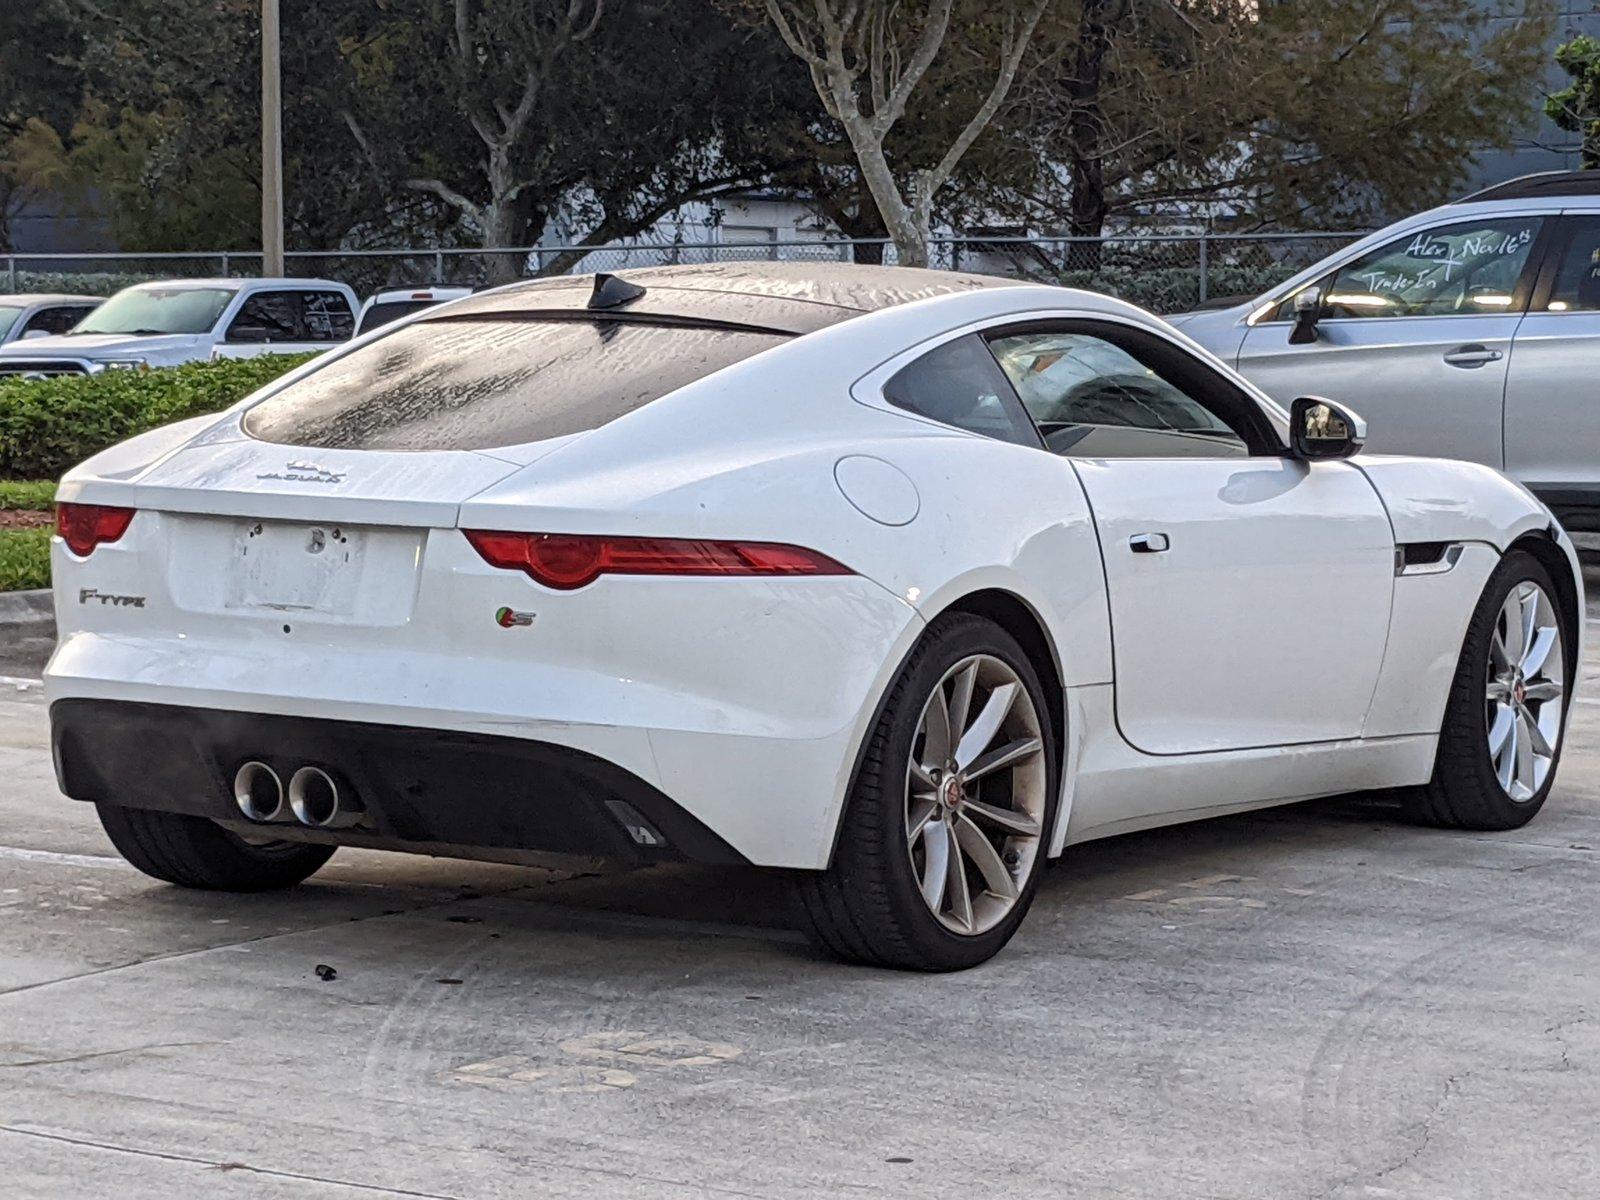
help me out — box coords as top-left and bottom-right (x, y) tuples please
(0, 845), (130, 871)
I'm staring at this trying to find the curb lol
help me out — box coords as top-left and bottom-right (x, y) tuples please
(0, 588), (54, 636)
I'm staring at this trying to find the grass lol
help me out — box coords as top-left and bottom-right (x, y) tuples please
(0, 480), (54, 590)
(0, 527), (50, 592)
(0, 480), (55, 511)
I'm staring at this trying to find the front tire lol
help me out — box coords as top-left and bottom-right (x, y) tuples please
(97, 803), (335, 891)
(1412, 549), (1573, 830)
(794, 613), (1058, 971)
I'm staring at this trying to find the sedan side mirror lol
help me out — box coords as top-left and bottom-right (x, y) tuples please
(1289, 396), (1366, 460)
(1288, 287), (1321, 345)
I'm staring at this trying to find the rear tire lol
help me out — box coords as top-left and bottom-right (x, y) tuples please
(96, 803), (335, 891)
(793, 613), (1059, 971)
(1410, 549), (1573, 831)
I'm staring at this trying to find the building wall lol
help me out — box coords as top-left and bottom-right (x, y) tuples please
(1470, 1), (1600, 187)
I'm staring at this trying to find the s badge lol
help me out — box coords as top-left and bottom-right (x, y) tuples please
(495, 606), (535, 629)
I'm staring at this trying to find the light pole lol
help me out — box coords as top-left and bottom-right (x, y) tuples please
(261, 0), (285, 277)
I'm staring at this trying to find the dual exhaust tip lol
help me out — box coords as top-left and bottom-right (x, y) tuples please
(233, 761), (363, 829)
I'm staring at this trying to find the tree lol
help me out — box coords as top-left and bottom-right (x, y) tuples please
(0, 1), (85, 251)
(755, 0), (1050, 266)
(332, 0), (806, 281)
(999, 0), (1554, 253)
(1546, 34), (1600, 168)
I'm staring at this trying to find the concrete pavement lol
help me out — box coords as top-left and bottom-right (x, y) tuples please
(1, 612), (1599, 1196)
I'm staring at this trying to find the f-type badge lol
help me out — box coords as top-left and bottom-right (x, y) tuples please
(495, 606), (536, 629)
(79, 588), (146, 608)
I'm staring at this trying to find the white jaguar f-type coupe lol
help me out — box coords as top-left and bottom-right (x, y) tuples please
(47, 263), (1583, 970)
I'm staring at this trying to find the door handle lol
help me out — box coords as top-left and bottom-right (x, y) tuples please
(1129, 532), (1170, 554)
(1442, 344), (1503, 368)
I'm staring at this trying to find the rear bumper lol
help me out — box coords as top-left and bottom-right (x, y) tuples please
(52, 698), (747, 864)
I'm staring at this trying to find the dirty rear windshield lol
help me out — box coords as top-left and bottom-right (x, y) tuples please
(243, 317), (790, 451)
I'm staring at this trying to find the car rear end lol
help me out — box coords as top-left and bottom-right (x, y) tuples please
(354, 287), (474, 336)
(46, 288), (926, 871)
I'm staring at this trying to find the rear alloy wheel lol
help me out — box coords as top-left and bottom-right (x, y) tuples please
(905, 654), (1047, 937)
(794, 613), (1057, 971)
(96, 803), (335, 891)
(1413, 550), (1572, 830)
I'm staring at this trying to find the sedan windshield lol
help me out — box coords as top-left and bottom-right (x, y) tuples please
(0, 305), (21, 341)
(72, 286), (236, 336)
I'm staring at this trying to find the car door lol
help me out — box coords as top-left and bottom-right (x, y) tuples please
(986, 320), (1395, 756)
(1232, 215), (1549, 467)
(1503, 213), (1600, 522)
(20, 304), (96, 338)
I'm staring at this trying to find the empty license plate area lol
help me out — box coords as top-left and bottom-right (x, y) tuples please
(166, 514), (424, 625)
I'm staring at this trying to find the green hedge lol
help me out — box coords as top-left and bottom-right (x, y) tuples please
(0, 527), (50, 591)
(0, 354), (315, 480)
(0, 479), (55, 510)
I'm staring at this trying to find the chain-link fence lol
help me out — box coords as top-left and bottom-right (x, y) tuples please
(1, 232), (1366, 315)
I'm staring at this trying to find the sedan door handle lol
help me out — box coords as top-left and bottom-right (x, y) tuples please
(1442, 344), (1503, 368)
(1129, 532), (1170, 554)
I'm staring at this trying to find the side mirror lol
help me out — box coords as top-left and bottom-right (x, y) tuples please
(228, 324), (271, 344)
(21, 329), (51, 341)
(1289, 396), (1366, 460)
(1288, 287), (1321, 345)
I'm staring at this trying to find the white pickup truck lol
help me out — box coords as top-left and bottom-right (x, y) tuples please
(0, 277), (357, 378)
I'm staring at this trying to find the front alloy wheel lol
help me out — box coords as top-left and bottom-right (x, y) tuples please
(1413, 549), (1572, 831)
(1484, 581), (1565, 802)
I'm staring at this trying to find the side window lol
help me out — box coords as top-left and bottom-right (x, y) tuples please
(1321, 218), (1542, 319)
(227, 291), (299, 343)
(22, 306), (92, 336)
(987, 329), (1249, 459)
(881, 333), (1041, 447)
(299, 290), (354, 341)
(1537, 218), (1600, 312)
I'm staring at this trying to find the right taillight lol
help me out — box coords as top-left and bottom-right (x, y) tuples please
(56, 503), (136, 557)
(462, 530), (852, 591)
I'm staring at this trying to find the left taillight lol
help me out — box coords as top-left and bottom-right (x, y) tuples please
(461, 530), (853, 591)
(56, 503), (136, 558)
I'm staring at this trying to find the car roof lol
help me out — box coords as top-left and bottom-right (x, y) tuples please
(446, 262), (1027, 335)
(0, 293), (101, 306)
(1454, 169), (1600, 203)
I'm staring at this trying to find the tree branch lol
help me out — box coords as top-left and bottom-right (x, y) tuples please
(925, 0), (1048, 197)
(403, 177), (484, 224)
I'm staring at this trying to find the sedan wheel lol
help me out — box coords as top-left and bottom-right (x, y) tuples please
(905, 655), (1046, 936)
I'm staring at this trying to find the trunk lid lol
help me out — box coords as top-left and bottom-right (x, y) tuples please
(84, 434), (536, 528)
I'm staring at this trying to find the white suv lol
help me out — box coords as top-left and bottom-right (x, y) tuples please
(1171, 170), (1600, 530)
(0, 278), (357, 378)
